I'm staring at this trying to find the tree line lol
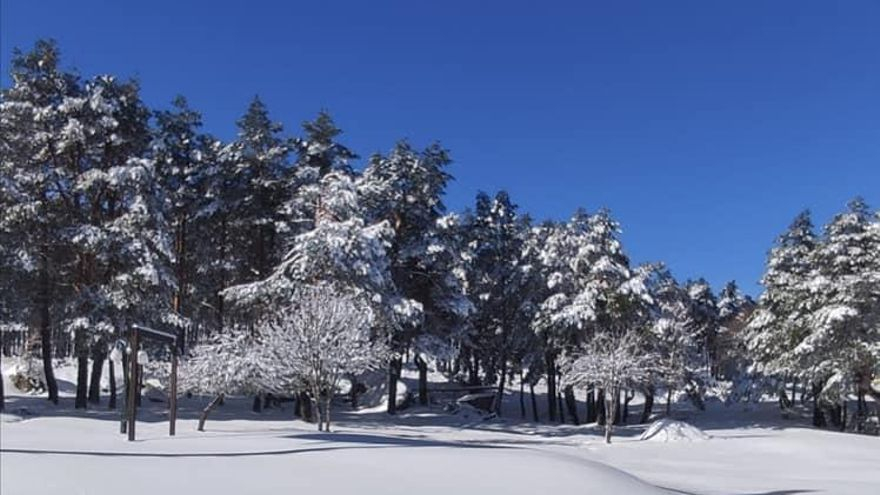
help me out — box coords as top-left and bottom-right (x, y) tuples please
(1, 41), (877, 437)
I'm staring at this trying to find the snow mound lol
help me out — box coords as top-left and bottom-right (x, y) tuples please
(639, 419), (709, 442)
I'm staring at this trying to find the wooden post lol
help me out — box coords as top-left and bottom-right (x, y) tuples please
(120, 350), (129, 434)
(169, 350), (178, 436)
(126, 328), (140, 442)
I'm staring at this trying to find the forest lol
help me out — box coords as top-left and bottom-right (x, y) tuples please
(1, 40), (878, 440)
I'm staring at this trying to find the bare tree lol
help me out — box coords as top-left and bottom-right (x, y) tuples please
(563, 331), (654, 443)
(261, 285), (388, 432)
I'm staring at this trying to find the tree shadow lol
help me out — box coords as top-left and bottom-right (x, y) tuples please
(0, 444), (376, 458)
(288, 431), (511, 449)
(0, 394), (296, 425)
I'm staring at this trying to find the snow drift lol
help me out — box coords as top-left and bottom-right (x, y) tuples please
(639, 419), (709, 442)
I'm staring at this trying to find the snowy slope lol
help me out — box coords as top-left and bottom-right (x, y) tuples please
(0, 414), (667, 495)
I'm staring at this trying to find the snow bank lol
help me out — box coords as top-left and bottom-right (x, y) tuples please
(639, 419), (709, 442)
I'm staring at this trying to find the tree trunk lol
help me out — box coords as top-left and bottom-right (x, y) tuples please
(494, 358), (508, 415)
(120, 352), (130, 433)
(545, 353), (557, 422)
(519, 370), (526, 419)
(529, 382), (538, 422)
(557, 392), (566, 424)
(666, 387), (673, 415)
(0, 351), (4, 411)
(75, 345), (89, 409)
(415, 354), (428, 406)
(811, 382), (826, 428)
(324, 395), (333, 432)
(613, 388), (622, 425)
(137, 364), (143, 407)
(108, 358), (117, 410)
(586, 387), (596, 423)
(604, 391), (617, 444)
(387, 357), (402, 414)
(37, 261), (58, 404)
(252, 394), (262, 413)
(596, 388), (606, 426)
(564, 385), (580, 425)
(313, 393), (323, 431)
(297, 390), (314, 422)
(640, 386), (654, 423)
(622, 389), (635, 425)
(88, 348), (106, 404)
(468, 354), (479, 385)
(197, 393), (225, 432)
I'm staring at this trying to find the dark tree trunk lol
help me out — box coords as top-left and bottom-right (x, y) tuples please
(494, 358), (508, 415)
(519, 370), (526, 419)
(666, 387), (673, 415)
(557, 393), (566, 423)
(252, 394), (262, 413)
(0, 351), (4, 411)
(640, 386), (654, 423)
(596, 388), (606, 426)
(415, 354), (428, 406)
(197, 393), (225, 432)
(108, 358), (117, 410)
(622, 389), (635, 425)
(613, 388), (622, 425)
(387, 357), (402, 414)
(296, 390), (314, 422)
(529, 382), (539, 422)
(88, 348), (106, 404)
(586, 387), (596, 423)
(136, 365), (144, 407)
(545, 353), (557, 422)
(75, 347), (89, 409)
(564, 385), (580, 425)
(37, 262), (58, 404)
(468, 354), (480, 386)
(811, 382), (826, 427)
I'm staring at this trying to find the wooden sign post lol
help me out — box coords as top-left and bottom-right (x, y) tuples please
(123, 324), (180, 442)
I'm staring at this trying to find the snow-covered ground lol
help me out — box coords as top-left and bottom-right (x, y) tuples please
(2, 362), (879, 495)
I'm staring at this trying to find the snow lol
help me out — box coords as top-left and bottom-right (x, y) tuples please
(3, 361), (880, 495)
(639, 419), (709, 442)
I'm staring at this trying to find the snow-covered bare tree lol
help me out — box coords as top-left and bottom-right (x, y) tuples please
(259, 285), (388, 431)
(182, 327), (276, 431)
(562, 327), (654, 443)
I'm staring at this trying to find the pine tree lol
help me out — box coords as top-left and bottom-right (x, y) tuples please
(152, 96), (212, 333)
(0, 40), (81, 404)
(358, 141), (469, 411)
(746, 211), (818, 405)
(800, 199), (880, 424)
(227, 97), (293, 282)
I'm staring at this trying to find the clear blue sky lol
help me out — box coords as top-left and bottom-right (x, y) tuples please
(3, 0), (879, 295)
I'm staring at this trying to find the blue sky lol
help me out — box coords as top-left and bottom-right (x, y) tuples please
(2, 0), (879, 295)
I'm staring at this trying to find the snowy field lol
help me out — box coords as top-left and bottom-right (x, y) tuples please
(2, 366), (879, 495)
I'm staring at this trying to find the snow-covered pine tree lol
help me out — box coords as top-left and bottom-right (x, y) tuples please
(0, 40), (80, 404)
(358, 141), (470, 411)
(537, 208), (652, 423)
(151, 96), (214, 337)
(644, 266), (702, 417)
(798, 198), (880, 428)
(714, 280), (755, 379)
(226, 97), (293, 282)
(686, 278), (720, 380)
(292, 110), (357, 177)
(746, 210), (819, 415)
(56, 73), (175, 408)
